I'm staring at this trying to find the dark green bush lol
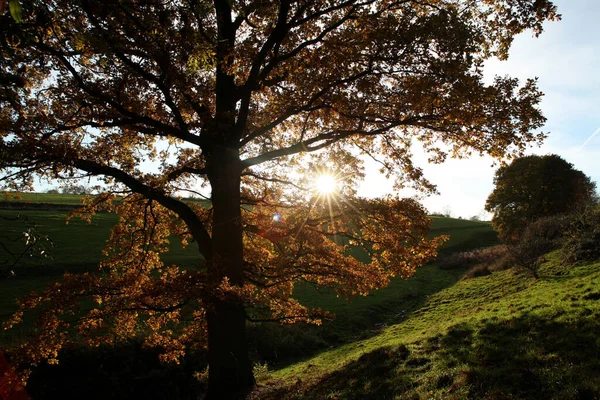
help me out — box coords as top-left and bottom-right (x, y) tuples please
(508, 215), (569, 278)
(562, 206), (600, 265)
(460, 216), (569, 280)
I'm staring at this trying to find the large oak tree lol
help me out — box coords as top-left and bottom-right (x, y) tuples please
(1, 1), (557, 398)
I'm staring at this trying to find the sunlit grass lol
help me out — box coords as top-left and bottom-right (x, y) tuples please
(263, 254), (600, 399)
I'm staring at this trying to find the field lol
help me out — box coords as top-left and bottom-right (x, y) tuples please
(0, 194), (495, 271)
(1, 192), (90, 205)
(261, 254), (600, 399)
(2, 194), (598, 399)
(0, 194), (496, 346)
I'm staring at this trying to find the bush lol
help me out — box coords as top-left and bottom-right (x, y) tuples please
(562, 206), (600, 265)
(253, 362), (271, 383)
(507, 215), (569, 278)
(437, 245), (513, 280)
(439, 245), (508, 270)
(457, 215), (569, 280)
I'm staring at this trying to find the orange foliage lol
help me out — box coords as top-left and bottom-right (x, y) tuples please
(0, 0), (558, 394)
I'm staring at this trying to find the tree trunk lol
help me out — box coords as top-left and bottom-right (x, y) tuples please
(205, 145), (254, 399)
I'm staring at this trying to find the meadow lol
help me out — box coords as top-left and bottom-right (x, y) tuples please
(0, 194), (496, 347)
(2, 194), (598, 399)
(259, 253), (600, 399)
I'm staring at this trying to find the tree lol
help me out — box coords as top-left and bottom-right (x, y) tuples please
(485, 154), (596, 242)
(60, 184), (92, 195)
(1, 1), (558, 398)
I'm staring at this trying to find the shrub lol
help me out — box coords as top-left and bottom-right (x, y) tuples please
(562, 206), (600, 265)
(253, 362), (271, 383)
(457, 214), (569, 279)
(439, 245), (508, 270)
(507, 215), (569, 278)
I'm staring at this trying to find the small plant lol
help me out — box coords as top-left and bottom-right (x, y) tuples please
(253, 362), (271, 383)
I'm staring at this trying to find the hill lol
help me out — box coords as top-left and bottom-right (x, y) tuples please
(255, 254), (600, 399)
(0, 198), (496, 351)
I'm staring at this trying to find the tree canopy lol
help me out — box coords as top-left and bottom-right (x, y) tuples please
(485, 154), (596, 242)
(1, 0), (558, 397)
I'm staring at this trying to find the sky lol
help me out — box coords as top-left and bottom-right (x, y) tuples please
(359, 0), (600, 219)
(31, 0), (599, 219)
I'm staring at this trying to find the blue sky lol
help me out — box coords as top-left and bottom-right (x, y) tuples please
(360, 0), (600, 219)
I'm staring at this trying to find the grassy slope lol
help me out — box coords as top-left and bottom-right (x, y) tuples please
(1, 201), (497, 350)
(0, 209), (198, 336)
(1, 192), (87, 205)
(284, 216), (499, 350)
(258, 254), (600, 399)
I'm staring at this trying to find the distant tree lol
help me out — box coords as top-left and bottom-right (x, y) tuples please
(45, 188), (59, 194)
(1, 1), (558, 397)
(60, 185), (91, 195)
(485, 155), (596, 242)
(442, 206), (454, 218)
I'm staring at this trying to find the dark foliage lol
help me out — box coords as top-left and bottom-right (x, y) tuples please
(562, 206), (600, 265)
(508, 215), (570, 277)
(486, 155), (596, 242)
(26, 343), (206, 400)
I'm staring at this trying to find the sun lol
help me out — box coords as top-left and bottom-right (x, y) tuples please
(314, 173), (338, 195)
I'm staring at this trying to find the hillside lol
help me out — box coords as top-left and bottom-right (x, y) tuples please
(3, 198), (598, 399)
(0, 203), (496, 344)
(255, 254), (600, 399)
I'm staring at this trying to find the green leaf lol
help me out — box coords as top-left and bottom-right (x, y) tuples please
(9, 0), (22, 23)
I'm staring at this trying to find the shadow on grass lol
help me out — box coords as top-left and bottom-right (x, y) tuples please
(248, 265), (467, 370)
(258, 312), (600, 399)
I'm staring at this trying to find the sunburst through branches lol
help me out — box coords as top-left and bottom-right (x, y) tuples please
(313, 173), (338, 196)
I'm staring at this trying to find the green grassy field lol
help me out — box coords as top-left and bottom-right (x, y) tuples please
(2, 194), (598, 399)
(0, 209), (199, 337)
(1, 192), (88, 205)
(0, 191), (208, 206)
(259, 254), (600, 399)
(0, 197), (497, 349)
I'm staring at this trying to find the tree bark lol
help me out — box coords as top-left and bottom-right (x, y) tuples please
(205, 145), (254, 399)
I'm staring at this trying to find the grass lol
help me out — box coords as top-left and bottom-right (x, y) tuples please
(1, 192), (87, 205)
(255, 253), (600, 399)
(0, 210), (199, 268)
(274, 216), (499, 363)
(0, 209), (199, 336)
(0, 202), (496, 351)
(429, 216), (499, 256)
(2, 195), (598, 399)
(0, 191), (209, 206)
